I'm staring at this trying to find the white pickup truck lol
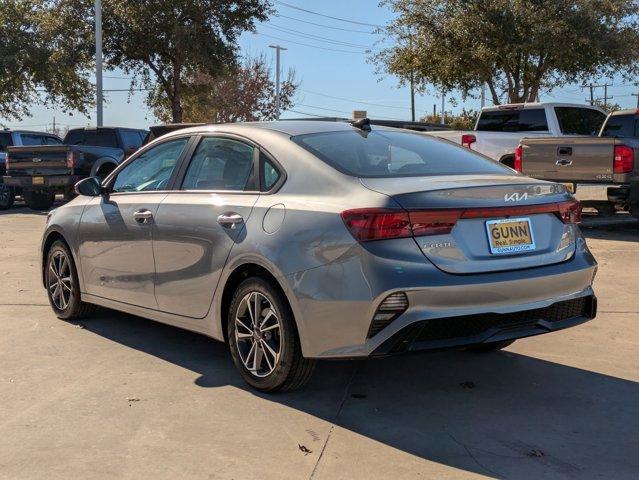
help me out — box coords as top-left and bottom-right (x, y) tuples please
(427, 102), (606, 168)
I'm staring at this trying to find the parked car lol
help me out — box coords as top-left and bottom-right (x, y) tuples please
(41, 120), (597, 392)
(3, 126), (147, 210)
(516, 109), (639, 216)
(0, 129), (63, 209)
(426, 103), (607, 167)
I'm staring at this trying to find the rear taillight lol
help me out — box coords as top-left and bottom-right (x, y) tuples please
(66, 151), (78, 169)
(340, 209), (411, 241)
(461, 134), (476, 149)
(514, 145), (523, 172)
(4, 152), (9, 171)
(613, 145), (634, 174)
(341, 200), (582, 242)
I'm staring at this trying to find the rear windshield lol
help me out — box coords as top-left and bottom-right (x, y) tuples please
(476, 108), (548, 132)
(20, 134), (62, 146)
(292, 130), (512, 178)
(601, 114), (639, 138)
(554, 107), (606, 135)
(64, 129), (118, 147)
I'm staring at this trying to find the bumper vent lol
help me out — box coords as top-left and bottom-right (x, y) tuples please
(368, 292), (409, 338)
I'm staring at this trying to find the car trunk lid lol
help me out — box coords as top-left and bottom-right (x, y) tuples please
(360, 175), (578, 274)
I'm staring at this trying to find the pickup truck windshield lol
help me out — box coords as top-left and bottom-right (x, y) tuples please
(476, 108), (548, 132)
(554, 107), (606, 135)
(601, 115), (639, 138)
(292, 130), (511, 178)
(0, 133), (11, 151)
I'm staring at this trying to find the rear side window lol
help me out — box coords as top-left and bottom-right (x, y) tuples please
(0, 133), (12, 151)
(262, 155), (281, 191)
(601, 115), (639, 138)
(64, 130), (84, 144)
(120, 130), (144, 150)
(292, 130), (511, 178)
(476, 108), (548, 132)
(182, 137), (254, 191)
(20, 134), (61, 146)
(555, 107), (606, 135)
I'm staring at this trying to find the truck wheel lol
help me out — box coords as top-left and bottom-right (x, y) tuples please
(0, 184), (15, 210)
(24, 191), (55, 211)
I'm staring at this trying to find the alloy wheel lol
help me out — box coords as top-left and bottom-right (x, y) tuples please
(48, 250), (73, 310)
(234, 291), (282, 378)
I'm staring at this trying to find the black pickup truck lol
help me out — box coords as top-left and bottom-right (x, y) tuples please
(3, 126), (147, 210)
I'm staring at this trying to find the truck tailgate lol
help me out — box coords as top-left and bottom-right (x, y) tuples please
(6, 145), (72, 176)
(520, 137), (616, 182)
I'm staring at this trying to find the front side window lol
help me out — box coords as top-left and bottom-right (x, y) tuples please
(555, 107), (606, 135)
(293, 130), (512, 178)
(112, 138), (188, 193)
(182, 137), (254, 191)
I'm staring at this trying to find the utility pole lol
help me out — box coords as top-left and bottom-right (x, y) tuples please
(480, 83), (486, 109)
(632, 86), (639, 109)
(269, 45), (287, 120)
(95, 0), (103, 127)
(440, 90), (445, 125)
(409, 73), (415, 122)
(52, 116), (56, 135)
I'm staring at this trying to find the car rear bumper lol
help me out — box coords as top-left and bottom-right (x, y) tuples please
(371, 295), (596, 355)
(286, 235), (597, 359)
(3, 175), (80, 189)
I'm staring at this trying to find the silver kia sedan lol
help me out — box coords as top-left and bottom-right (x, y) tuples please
(41, 120), (597, 392)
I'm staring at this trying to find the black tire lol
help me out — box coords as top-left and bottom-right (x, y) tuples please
(227, 277), (315, 392)
(0, 184), (15, 210)
(467, 339), (516, 352)
(24, 191), (55, 211)
(45, 240), (96, 320)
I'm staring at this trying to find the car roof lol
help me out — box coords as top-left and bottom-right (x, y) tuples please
(609, 109), (639, 116)
(1, 129), (60, 136)
(157, 120), (399, 140)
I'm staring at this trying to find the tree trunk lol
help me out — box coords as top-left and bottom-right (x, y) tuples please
(171, 64), (183, 123)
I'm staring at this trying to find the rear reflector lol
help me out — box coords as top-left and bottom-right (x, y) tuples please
(613, 145), (634, 173)
(341, 200), (581, 242)
(514, 145), (523, 172)
(368, 292), (409, 338)
(461, 134), (476, 149)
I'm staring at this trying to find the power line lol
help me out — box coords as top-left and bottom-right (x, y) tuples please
(296, 103), (352, 114)
(263, 24), (371, 49)
(253, 31), (366, 54)
(300, 89), (412, 110)
(275, 14), (377, 34)
(286, 109), (332, 118)
(274, 1), (383, 28)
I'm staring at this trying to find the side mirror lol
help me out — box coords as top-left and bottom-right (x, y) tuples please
(74, 177), (102, 197)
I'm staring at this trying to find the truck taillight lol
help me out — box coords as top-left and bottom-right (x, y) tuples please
(514, 145), (523, 172)
(461, 134), (476, 149)
(66, 151), (78, 169)
(613, 145), (634, 174)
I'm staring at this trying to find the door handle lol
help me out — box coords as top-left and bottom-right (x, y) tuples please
(217, 212), (244, 229)
(558, 147), (572, 156)
(133, 209), (153, 224)
(556, 159), (573, 166)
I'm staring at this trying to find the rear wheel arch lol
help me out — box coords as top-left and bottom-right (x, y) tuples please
(91, 158), (118, 179)
(220, 263), (295, 344)
(42, 231), (68, 287)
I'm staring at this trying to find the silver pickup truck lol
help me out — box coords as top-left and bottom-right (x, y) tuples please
(516, 109), (639, 217)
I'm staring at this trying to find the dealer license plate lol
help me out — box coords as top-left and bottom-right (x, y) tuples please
(486, 218), (536, 255)
(32, 177), (44, 185)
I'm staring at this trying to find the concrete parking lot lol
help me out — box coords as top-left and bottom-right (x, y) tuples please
(0, 202), (638, 480)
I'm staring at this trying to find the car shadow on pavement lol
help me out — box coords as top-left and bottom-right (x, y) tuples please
(75, 309), (639, 479)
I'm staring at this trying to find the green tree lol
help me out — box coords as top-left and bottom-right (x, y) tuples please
(100, 0), (272, 122)
(150, 55), (298, 123)
(0, 0), (94, 121)
(374, 0), (639, 105)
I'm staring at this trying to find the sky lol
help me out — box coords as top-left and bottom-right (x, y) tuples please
(3, 0), (639, 132)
